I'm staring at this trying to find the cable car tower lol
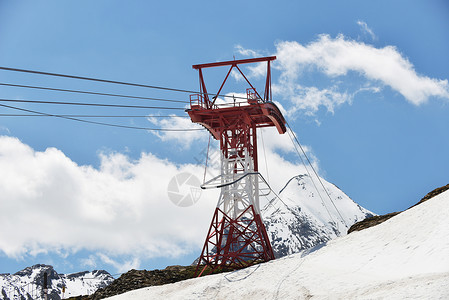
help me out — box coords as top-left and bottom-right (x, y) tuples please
(187, 56), (286, 275)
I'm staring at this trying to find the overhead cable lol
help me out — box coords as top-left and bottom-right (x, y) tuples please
(285, 127), (337, 226)
(0, 66), (196, 94)
(0, 98), (185, 110)
(0, 82), (189, 104)
(0, 66), (249, 100)
(0, 114), (188, 118)
(0, 103), (204, 132)
(285, 121), (348, 228)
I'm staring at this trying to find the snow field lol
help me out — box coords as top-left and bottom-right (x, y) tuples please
(107, 189), (449, 299)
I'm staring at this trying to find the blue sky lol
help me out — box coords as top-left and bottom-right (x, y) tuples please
(0, 0), (448, 275)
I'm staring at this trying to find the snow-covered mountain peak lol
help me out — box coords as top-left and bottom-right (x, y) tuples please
(14, 264), (53, 277)
(0, 264), (114, 300)
(262, 173), (374, 257)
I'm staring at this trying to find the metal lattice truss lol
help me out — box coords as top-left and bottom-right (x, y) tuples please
(187, 56), (286, 276)
(196, 121), (275, 275)
(219, 125), (259, 217)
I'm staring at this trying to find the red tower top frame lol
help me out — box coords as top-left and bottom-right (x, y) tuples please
(187, 56), (286, 140)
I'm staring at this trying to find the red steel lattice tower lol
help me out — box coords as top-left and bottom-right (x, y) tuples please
(187, 56), (286, 276)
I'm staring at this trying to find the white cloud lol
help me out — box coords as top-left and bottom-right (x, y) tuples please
(247, 62), (269, 80)
(147, 115), (208, 148)
(0, 134), (318, 271)
(0, 126), (10, 134)
(0, 135), (218, 264)
(98, 253), (140, 274)
(230, 69), (244, 82)
(273, 35), (449, 106)
(236, 35), (449, 117)
(274, 82), (353, 116)
(234, 45), (272, 81)
(357, 20), (377, 40)
(258, 127), (294, 154)
(80, 255), (97, 269)
(256, 127), (321, 192)
(235, 44), (262, 58)
(150, 93), (253, 148)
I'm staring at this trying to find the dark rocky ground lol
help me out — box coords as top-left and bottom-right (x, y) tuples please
(89, 265), (198, 300)
(65, 265), (195, 300)
(348, 183), (449, 234)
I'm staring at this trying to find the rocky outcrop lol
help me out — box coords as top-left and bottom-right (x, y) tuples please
(347, 212), (400, 234)
(411, 183), (449, 208)
(348, 183), (449, 234)
(87, 265), (198, 300)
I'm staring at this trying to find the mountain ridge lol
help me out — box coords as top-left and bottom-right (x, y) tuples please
(263, 173), (374, 257)
(0, 264), (114, 300)
(348, 182), (449, 233)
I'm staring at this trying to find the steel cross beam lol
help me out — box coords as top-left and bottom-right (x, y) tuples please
(192, 56), (276, 70)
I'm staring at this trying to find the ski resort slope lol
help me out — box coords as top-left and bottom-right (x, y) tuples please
(108, 190), (449, 299)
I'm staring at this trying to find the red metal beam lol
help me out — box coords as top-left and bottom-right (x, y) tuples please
(193, 56), (276, 70)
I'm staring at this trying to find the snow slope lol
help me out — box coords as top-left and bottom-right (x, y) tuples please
(107, 189), (449, 299)
(263, 174), (374, 257)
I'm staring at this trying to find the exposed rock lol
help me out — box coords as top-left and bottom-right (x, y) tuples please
(263, 174), (374, 257)
(347, 212), (400, 234)
(82, 264), (237, 300)
(348, 183), (449, 234)
(87, 265), (198, 300)
(411, 183), (449, 208)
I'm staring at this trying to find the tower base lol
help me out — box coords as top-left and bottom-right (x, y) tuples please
(195, 205), (275, 276)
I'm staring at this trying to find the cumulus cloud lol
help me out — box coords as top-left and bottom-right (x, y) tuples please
(0, 134), (314, 270)
(256, 127), (318, 188)
(237, 35), (449, 116)
(274, 35), (449, 106)
(274, 83), (352, 117)
(0, 135), (218, 263)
